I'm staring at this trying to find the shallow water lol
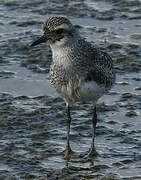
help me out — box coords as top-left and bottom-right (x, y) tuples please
(0, 0), (141, 179)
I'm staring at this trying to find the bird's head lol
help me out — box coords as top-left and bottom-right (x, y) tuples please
(31, 17), (78, 48)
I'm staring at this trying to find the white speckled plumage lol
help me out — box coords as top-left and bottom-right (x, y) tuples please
(31, 16), (116, 158)
(50, 34), (115, 105)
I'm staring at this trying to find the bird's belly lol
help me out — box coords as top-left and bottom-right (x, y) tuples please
(60, 81), (105, 105)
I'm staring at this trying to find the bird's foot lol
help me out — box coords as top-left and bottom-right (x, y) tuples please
(88, 146), (98, 157)
(64, 145), (74, 160)
(83, 146), (98, 160)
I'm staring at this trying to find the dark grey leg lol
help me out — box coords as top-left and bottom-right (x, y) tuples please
(88, 105), (97, 156)
(64, 105), (72, 159)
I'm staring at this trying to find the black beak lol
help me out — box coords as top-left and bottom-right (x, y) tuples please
(31, 35), (46, 47)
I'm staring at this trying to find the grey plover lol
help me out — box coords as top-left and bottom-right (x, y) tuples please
(31, 17), (116, 159)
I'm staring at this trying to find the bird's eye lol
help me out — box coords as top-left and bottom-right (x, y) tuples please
(56, 29), (64, 34)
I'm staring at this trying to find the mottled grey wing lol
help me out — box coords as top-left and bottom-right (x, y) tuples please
(84, 51), (115, 88)
(84, 66), (112, 88)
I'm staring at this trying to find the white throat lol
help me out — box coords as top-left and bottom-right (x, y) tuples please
(50, 37), (67, 51)
(50, 39), (78, 67)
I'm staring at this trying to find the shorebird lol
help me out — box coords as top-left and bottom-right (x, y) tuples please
(31, 17), (116, 159)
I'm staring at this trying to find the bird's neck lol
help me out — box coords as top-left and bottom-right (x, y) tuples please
(51, 37), (82, 66)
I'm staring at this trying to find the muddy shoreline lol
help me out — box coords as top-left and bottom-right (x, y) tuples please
(0, 0), (141, 179)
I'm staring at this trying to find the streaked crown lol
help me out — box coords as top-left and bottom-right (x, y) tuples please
(43, 17), (73, 32)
